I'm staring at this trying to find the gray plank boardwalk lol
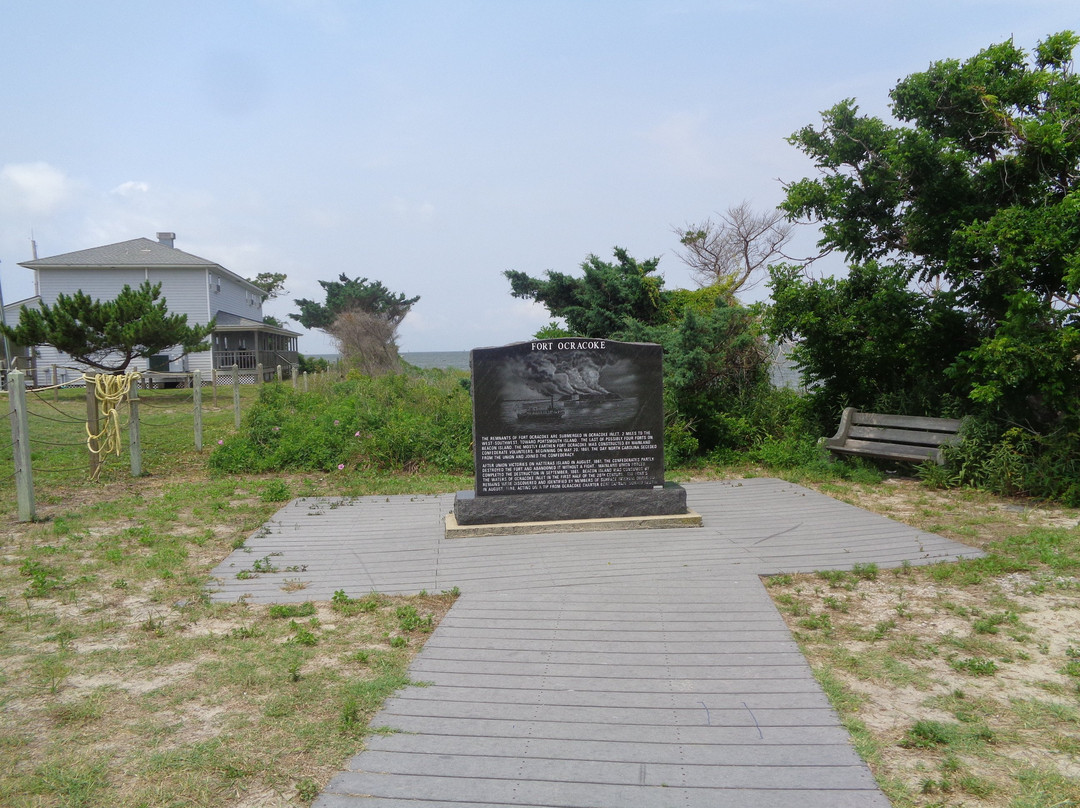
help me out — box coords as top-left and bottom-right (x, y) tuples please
(208, 478), (983, 807)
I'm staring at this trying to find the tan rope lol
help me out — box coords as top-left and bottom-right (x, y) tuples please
(84, 372), (141, 480)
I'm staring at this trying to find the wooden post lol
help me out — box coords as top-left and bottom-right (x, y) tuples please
(9, 369), (35, 521)
(256, 362), (264, 385)
(193, 370), (203, 450)
(85, 374), (100, 479)
(128, 382), (142, 477)
(52, 364), (59, 402)
(303, 371), (309, 392)
(291, 365), (297, 389)
(276, 364), (282, 383)
(212, 368), (219, 408)
(232, 364), (241, 429)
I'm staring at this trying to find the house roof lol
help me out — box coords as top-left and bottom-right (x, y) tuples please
(19, 238), (222, 269)
(214, 310), (300, 337)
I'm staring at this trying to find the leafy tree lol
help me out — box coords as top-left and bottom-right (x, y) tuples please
(297, 354), (330, 374)
(0, 281), (213, 373)
(618, 296), (769, 453)
(290, 275), (419, 374)
(290, 275), (419, 332)
(766, 262), (968, 429)
(776, 31), (1080, 432)
(505, 248), (665, 336)
(505, 249), (770, 457)
(246, 272), (288, 301)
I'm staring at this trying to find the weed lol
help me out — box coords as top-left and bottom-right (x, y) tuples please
(340, 695), (361, 730)
(816, 569), (851, 588)
(852, 562), (879, 581)
(251, 554), (281, 574)
(949, 657), (999, 676)
(823, 595), (850, 612)
(268, 602), (316, 619)
(288, 621), (318, 647)
(21, 560), (63, 598)
(798, 613), (832, 632)
(297, 777), (319, 802)
(1060, 660), (1080, 678)
(332, 589), (382, 616)
(395, 605), (433, 633)
(865, 619), (897, 641)
(389, 636), (408, 648)
(260, 479), (293, 503)
(36, 655), (70, 694)
(900, 719), (994, 750)
(972, 611), (1017, 634)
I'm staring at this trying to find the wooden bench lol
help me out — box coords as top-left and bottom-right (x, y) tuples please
(826, 408), (964, 466)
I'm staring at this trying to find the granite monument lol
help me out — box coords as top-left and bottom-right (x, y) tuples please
(450, 338), (699, 532)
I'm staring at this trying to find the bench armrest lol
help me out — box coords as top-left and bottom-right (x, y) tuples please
(826, 407), (857, 447)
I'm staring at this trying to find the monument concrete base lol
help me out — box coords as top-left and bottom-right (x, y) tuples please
(453, 481), (691, 525)
(445, 509), (703, 538)
(449, 482), (700, 537)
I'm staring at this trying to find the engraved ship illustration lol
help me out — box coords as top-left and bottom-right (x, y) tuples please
(516, 396), (565, 422)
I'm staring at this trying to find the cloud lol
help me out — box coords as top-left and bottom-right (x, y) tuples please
(0, 162), (79, 215)
(111, 180), (151, 196)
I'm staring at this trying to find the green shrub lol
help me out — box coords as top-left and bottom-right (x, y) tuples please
(919, 418), (1080, 505)
(210, 369), (473, 474)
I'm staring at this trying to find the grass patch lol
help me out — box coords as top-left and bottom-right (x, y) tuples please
(0, 381), (463, 807)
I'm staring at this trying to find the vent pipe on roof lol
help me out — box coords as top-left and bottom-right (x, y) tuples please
(157, 232), (176, 248)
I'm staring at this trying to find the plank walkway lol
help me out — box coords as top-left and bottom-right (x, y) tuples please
(208, 478), (984, 807)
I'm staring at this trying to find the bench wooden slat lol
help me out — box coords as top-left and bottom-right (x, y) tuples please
(851, 412), (963, 432)
(848, 425), (959, 446)
(830, 439), (941, 463)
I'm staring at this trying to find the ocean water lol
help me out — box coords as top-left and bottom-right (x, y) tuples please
(312, 349), (797, 384)
(305, 351), (470, 370)
(401, 351), (470, 371)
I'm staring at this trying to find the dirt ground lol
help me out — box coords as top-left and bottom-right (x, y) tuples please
(766, 477), (1080, 807)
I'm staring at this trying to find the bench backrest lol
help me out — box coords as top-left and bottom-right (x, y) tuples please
(847, 411), (964, 447)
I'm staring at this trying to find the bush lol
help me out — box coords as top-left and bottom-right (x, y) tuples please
(919, 417), (1080, 505)
(210, 369), (473, 474)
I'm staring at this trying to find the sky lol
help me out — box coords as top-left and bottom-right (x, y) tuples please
(1, 1), (1076, 354)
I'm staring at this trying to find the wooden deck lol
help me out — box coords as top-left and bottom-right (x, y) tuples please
(209, 478), (983, 807)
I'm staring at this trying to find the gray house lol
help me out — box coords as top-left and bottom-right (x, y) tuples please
(5, 232), (299, 384)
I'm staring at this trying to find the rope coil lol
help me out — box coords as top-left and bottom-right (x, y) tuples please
(84, 372), (140, 480)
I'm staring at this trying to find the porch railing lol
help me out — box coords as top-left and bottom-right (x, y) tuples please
(213, 350), (298, 370)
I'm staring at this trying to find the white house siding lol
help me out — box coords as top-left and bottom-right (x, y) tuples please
(37, 267), (145, 309)
(29, 267), (222, 377)
(210, 271), (264, 322)
(147, 267), (213, 326)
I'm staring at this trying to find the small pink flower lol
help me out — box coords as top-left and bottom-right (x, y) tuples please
(217, 439), (224, 445)
(272, 426), (280, 431)
(334, 419), (340, 425)
(354, 431), (360, 437)
(337, 463), (345, 470)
